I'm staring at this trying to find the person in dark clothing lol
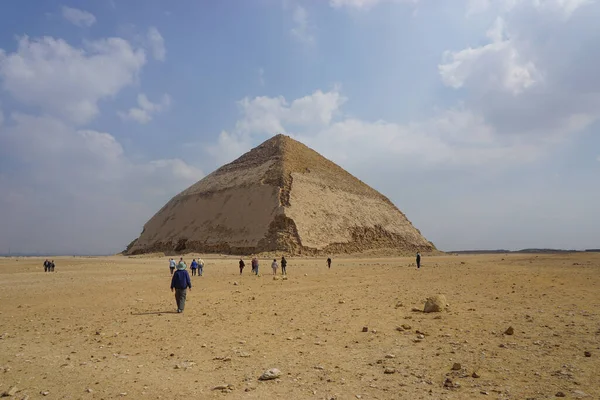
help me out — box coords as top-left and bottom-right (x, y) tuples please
(190, 259), (198, 276)
(281, 256), (287, 275)
(171, 261), (192, 313)
(50, 260), (55, 272)
(327, 258), (332, 269)
(43, 259), (49, 272)
(239, 258), (245, 275)
(416, 252), (421, 269)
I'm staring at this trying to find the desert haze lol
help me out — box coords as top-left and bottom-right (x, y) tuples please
(0, 253), (599, 399)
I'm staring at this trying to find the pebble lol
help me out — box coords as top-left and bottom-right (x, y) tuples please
(402, 324), (412, 330)
(362, 327), (368, 332)
(40, 392), (49, 396)
(233, 282), (238, 286)
(339, 300), (345, 304)
(212, 384), (233, 391)
(259, 368), (281, 381)
(573, 390), (589, 398)
(584, 351), (591, 357)
(384, 367), (396, 374)
(556, 392), (566, 397)
(504, 326), (514, 335)
(85, 388), (93, 393)
(472, 372), (480, 378)
(3, 386), (18, 396)
(417, 334), (425, 339)
(385, 354), (395, 359)
(451, 363), (461, 371)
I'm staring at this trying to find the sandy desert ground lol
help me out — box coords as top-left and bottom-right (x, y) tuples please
(0, 253), (599, 400)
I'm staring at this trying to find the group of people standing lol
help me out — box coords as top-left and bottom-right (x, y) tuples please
(43, 259), (55, 272)
(169, 257), (204, 276)
(240, 256), (288, 275)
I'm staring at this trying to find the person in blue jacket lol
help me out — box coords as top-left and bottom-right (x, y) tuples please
(190, 258), (198, 276)
(171, 259), (192, 313)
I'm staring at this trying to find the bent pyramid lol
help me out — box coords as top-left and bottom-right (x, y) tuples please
(125, 134), (435, 255)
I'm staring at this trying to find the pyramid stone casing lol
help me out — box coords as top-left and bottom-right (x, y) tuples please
(125, 135), (435, 255)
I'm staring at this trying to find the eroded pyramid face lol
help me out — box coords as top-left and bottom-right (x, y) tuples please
(125, 134), (435, 255)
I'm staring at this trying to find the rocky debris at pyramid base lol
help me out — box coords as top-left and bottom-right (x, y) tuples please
(124, 134), (436, 256)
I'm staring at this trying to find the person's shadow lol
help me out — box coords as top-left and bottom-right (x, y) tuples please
(130, 311), (178, 315)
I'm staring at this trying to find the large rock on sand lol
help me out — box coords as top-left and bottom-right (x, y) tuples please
(124, 135), (435, 256)
(424, 295), (447, 313)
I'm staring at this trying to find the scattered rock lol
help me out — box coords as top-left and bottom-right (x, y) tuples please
(451, 363), (461, 371)
(85, 388), (93, 393)
(119, 393), (127, 396)
(402, 324), (412, 330)
(233, 282), (238, 286)
(339, 300), (345, 304)
(212, 384), (233, 391)
(259, 368), (281, 381)
(362, 327), (369, 332)
(424, 295), (447, 313)
(417, 334), (425, 340)
(174, 361), (196, 370)
(238, 352), (251, 358)
(472, 372), (480, 378)
(40, 392), (49, 397)
(2, 386), (18, 397)
(504, 326), (514, 335)
(395, 301), (403, 308)
(584, 351), (591, 357)
(384, 367), (396, 374)
(556, 392), (566, 397)
(385, 354), (395, 359)
(480, 391), (489, 395)
(573, 390), (589, 398)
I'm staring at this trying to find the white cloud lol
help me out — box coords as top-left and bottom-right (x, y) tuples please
(329, 0), (414, 9)
(119, 93), (171, 124)
(235, 89), (346, 134)
(206, 89), (565, 169)
(439, 18), (541, 95)
(290, 5), (315, 44)
(61, 6), (96, 27)
(0, 114), (203, 254)
(0, 36), (146, 125)
(147, 27), (166, 61)
(466, 0), (592, 16)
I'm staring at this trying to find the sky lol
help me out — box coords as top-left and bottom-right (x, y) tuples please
(0, 0), (599, 255)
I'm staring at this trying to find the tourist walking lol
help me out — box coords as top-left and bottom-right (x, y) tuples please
(171, 259), (191, 313)
(169, 258), (176, 275)
(281, 256), (287, 275)
(327, 257), (332, 269)
(190, 259), (198, 276)
(198, 258), (204, 276)
(43, 259), (49, 272)
(416, 252), (421, 269)
(50, 260), (55, 272)
(271, 259), (278, 275)
(251, 256), (259, 275)
(239, 258), (245, 275)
